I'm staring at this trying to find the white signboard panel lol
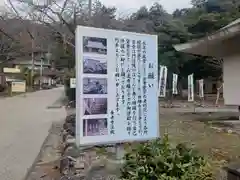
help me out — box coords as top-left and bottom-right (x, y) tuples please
(158, 65), (167, 97)
(12, 81), (26, 93)
(76, 26), (159, 146)
(70, 78), (76, 88)
(199, 79), (204, 98)
(188, 74), (194, 102)
(172, 73), (178, 95)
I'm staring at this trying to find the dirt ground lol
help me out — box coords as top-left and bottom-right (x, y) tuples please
(160, 109), (240, 177)
(163, 113), (240, 156)
(26, 98), (240, 179)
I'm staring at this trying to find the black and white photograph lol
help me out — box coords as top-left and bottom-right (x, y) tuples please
(83, 57), (107, 74)
(83, 118), (108, 136)
(83, 98), (107, 115)
(83, 36), (107, 55)
(83, 78), (107, 94)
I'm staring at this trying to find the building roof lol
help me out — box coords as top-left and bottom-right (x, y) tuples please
(174, 18), (240, 57)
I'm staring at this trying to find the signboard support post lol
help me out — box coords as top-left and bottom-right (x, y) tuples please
(200, 97), (204, 107)
(115, 144), (120, 160)
(169, 91), (173, 107)
(115, 143), (124, 161)
(193, 102), (196, 114)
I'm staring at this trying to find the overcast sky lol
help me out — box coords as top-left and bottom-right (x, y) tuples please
(0, 0), (192, 14)
(101, 0), (192, 14)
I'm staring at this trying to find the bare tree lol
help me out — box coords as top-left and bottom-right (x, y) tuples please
(4, 0), (153, 71)
(0, 11), (28, 66)
(6, 0), (127, 46)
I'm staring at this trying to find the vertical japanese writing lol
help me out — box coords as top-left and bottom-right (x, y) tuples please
(126, 39), (131, 135)
(115, 38), (120, 115)
(110, 110), (115, 135)
(148, 62), (154, 87)
(142, 41), (148, 135)
(110, 37), (121, 135)
(131, 40), (137, 136)
(120, 39), (126, 105)
(136, 40), (143, 135)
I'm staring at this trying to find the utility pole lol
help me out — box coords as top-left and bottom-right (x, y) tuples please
(88, 0), (92, 19)
(30, 12), (35, 90)
(31, 33), (35, 89)
(40, 55), (43, 90)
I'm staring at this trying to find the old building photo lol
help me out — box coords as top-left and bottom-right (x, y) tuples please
(83, 36), (107, 55)
(83, 78), (107, 94)
(83, 57), (107, 74)
(83, 98), (107, 115)
(83, 118), (108, 136)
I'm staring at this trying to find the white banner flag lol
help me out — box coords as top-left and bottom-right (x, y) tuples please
(188, 74), (194, 102)
(172, 73), (178, 95)
(199, 79), (204, 98)
(158, 65), (168, 97)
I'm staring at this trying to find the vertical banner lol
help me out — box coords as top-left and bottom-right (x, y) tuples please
(158, 65), (168, 97)
(76, 26), (159, 146)
(188, 74), (194, 102)
(172, 73), (178, 95)
(199, 79), (204, 98)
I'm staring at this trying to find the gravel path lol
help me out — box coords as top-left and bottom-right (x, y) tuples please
(0, 87), (66, 180)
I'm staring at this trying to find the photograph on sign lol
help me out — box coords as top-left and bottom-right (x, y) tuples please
(83, 36), (107, 55)
(76, 26), (158, 146)
(188, 74), (194, 102)
(172, 73), (178, 95)
(83, 56), (107, 74)
(83, 78), (107, 94)
(158, 65), (167, 97)
(83, 98), (107, 115)
(83, 118), (108, 136)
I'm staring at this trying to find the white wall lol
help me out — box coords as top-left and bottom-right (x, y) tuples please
(223, 54), (240, 105)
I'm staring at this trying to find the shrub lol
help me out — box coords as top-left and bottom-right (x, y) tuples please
(120, 135), (214, 180)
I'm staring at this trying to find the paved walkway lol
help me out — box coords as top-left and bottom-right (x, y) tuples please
(0, 87), (66, 180)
